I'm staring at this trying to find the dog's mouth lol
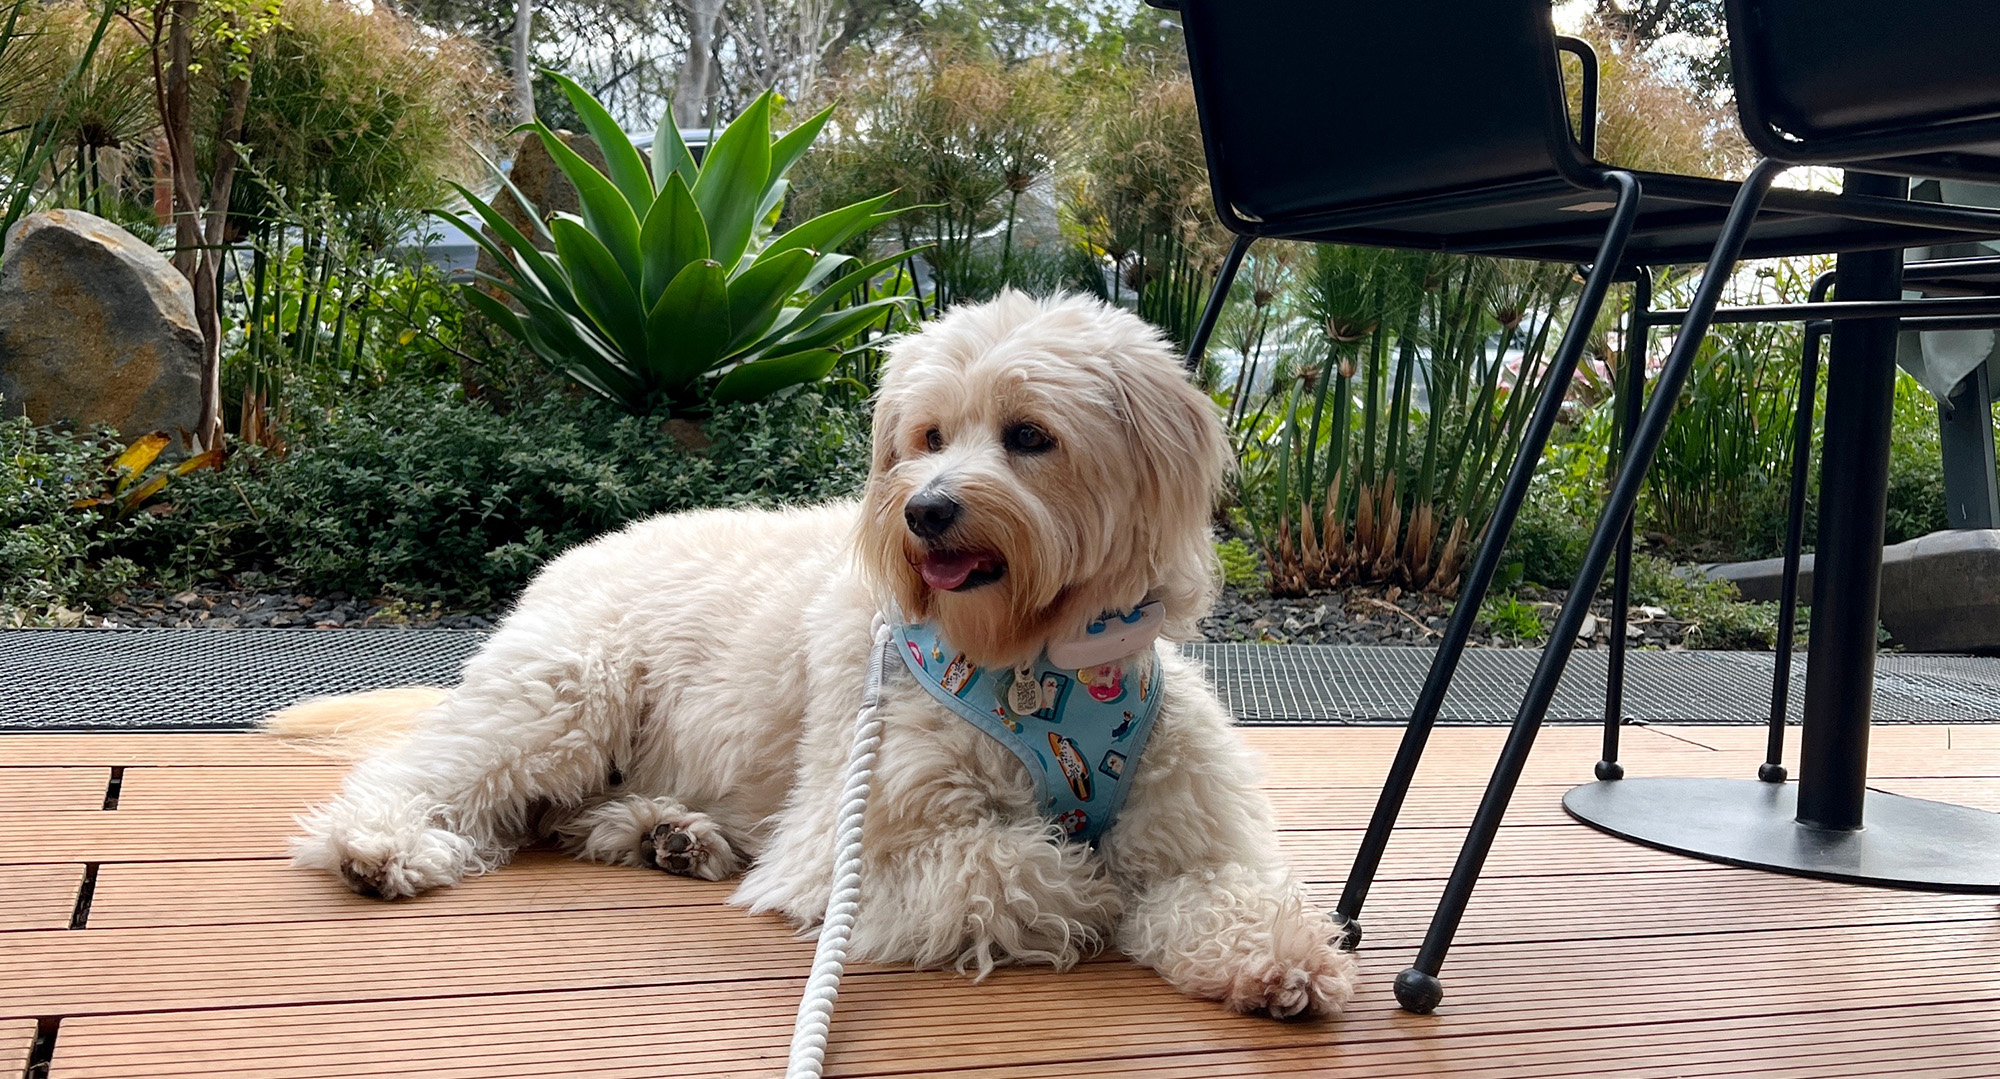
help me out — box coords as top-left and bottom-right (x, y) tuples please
(917, 549), (1007, 592)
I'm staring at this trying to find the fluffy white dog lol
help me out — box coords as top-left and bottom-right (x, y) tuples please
(268, 291), (1358, 1019)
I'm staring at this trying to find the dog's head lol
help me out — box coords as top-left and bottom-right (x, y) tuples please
(857, 291), (1232, 668)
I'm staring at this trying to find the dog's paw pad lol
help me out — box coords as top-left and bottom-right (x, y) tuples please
(641, 818), (738, 880)
(1225, 946), (1359, 1020)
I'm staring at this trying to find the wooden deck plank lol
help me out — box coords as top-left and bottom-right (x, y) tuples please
(0, 808), (297, 864)
(0, 734), (327, 768)
(0, 768), (110, 811)
(4, 726), (1996, 1079)
(1, 1019), (32, 1078)
(40, 954), (2000, 1078)
(109, 766), (347, 812)
(0, 865), (83, 931)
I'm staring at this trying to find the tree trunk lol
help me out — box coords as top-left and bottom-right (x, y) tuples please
(511, 0), (535, 124)
(675, 0), (723, 127)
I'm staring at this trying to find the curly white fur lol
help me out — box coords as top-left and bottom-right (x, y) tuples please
(275, 291), (1358, 1019)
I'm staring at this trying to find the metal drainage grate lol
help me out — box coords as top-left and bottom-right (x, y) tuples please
(0, 628), (488, 732)
(3, 629), (1998, 732)
(1183, 644), (2000, 725)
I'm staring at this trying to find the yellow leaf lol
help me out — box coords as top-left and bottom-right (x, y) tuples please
(110, 432), (170, 496)
(174, 448), (225, 475)
(117, 474), (170, 516)
(399, 328), (418, 345)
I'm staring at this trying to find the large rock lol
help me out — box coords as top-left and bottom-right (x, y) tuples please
(1704, 528), (2000, 653)
(474, 129), (610, 283)
(0, 209), (203, 445)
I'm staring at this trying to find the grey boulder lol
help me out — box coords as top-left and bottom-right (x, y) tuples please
(0, 209), (203, 446)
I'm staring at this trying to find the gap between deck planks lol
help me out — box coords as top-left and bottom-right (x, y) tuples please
(0, 726), (1995, 1078)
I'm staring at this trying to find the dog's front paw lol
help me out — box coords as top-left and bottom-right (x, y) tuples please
(1222, 941), (1358, 1019)
(640, 816), (741, 881)
(292, 821), (479, 900)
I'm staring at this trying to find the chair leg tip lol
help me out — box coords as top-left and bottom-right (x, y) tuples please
(1394, 967), (1444, 1014)
(1330, 912), (1363, 951)
(1594, 760), (1625, 781)
(1758, 762), (1789, 783)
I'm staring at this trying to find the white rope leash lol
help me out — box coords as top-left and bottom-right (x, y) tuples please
(785, 616), (896, 1079)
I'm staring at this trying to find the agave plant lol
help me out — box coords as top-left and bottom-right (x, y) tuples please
(447, 72), (922, 411)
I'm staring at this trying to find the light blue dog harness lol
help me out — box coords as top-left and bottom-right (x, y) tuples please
(895, 618), (1164, 844)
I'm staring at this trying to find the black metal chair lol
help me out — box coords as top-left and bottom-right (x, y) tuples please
(1388, 0), (2000, 1015)
(1159, 0), (2000, 1013)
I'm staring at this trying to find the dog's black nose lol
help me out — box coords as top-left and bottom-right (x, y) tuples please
(904, 490), (962, 539)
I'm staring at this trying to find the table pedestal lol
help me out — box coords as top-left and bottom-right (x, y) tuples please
(1564, 778), (2000, 890)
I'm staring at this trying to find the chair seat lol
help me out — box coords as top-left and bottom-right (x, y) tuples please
(1255, 171), (2000, 266)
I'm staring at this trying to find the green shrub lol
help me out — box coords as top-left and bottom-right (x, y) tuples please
(0, 413), (143, 617)
(1630, 554), (1790, 650)
(1479, 595), (1544, 643)
(1214, 537), (1263, 596)
(151, 385), (872, 606)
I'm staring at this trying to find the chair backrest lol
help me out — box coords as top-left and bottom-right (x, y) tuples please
(1728, 0), (2000, 176)
(1172, 0), (1587, 231)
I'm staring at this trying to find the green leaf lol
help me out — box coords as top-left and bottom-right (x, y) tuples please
(770, 299), (907, 355)
(746, 247), (927, 354)
(543, 69), (655, 218)
(691, 91), (773, 275)
(763, 192), (899, 260)
(645, 259), (732, 388)
(438, 188), (578, 317)
(462, 287), (526, 341)
(533, 124), (644, 287)
(724, 247), (816, 352)
(711, 348), (842, 404)
(551, 216), (648, 363)
(470, 145), (553, 246)
(768, 103), (833, 185)
(652, 104), (699, 193)
(639, 172), (709, 308)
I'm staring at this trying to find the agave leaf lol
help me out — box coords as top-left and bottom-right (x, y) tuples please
(744, 248), (926, 355)
(691, 91), (773, 275)
(724, 248), (816, 351)
(550, 216), (648, 362)
(543, 69), (654, 217)
(441, 185), (579, 317)
(645, 259), (732, 388)
(462, 287), (526, 341)
(770, 299), (908, 355)
(470, 145), (553, 247)
(639, 173), (709, 308)
(652, 103), (699, 194)
(763, 192), (897, 261)
(711, 347), (841, 405)
(533, 124), (644, 287)
(110, 432), (169, 495)
(799, 252), (855, 293)
(767, 103), (834, 185)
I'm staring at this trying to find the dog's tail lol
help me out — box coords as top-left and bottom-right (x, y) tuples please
(260, 686), (447, 760)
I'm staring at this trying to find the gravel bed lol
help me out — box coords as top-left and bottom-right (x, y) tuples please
(43, 579), (1704, 651)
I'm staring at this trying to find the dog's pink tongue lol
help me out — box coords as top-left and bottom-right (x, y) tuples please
(921, 552), (982, 591)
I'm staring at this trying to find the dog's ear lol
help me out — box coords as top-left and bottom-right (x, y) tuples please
(1109, 340), (1234, 641)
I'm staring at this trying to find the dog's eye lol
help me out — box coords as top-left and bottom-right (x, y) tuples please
(1004, 423), (1054, 455)
(923, 426), (943, 452)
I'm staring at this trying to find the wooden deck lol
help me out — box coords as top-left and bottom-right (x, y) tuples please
(2, 724), (1998, 1078)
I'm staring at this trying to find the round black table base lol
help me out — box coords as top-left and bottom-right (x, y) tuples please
(1563, 778), (2000, 891)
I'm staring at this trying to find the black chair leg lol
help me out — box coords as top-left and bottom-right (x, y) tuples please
(1393, 158), (1787, 1016)
(1330, 171), (1644, 951)
(1763, 289), (1831, 783)
(1597, 269), (1650, 783)
(1184, 233), (1254, 372)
